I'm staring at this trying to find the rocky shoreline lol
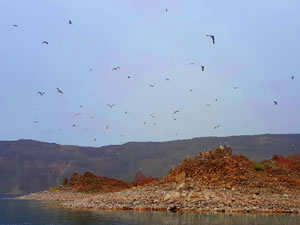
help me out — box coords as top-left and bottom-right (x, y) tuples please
(18, 180), (300, 214)
(17, 146), (300, 214)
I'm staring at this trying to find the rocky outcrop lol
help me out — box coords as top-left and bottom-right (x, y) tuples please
(62, 172), (133, 193)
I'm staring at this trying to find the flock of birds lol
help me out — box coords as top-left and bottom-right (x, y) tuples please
(11, 9), (297, 144)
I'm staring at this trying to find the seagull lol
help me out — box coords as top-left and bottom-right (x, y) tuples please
(189, 89), (193, 92)
(165, 78), (170, 81)
(112, 67), (120, 71)
(173, 117), (178, 121)
(206, 35), (215, 44)
(165, 8), (168, 12)
(94, 138), (96, 141)
(149, 84), (155, 88)
(150, 114), (155, 118)
(68, 20), (72, 24)
(57, 88), (63, 94)
(173, 110), (179, 114)
(206, 104), (211, 107)
(128, 76), (131, 79)
(144, 121), (146, 125)
(190, 62), (195, 65)
(37, 92), (45, 96)
(33, 121), (39, 124)
(153, 123), (156, 126)
(80, 105), (83, 108)
(291, 75), (295, 80)
(13, 24), (18, 27)
(201, 65), (205, 71)
(125, 111), (128, 115)
(105, 125), (110, 129)
(214, 124), (221, 129)
(273, 101), (278, 105)
(72, 124), (76, 127)
(89, 68), (93, 71)
(233, 86), (239, 90)
(107, 104), (115, 108)
(42, 41), (49, 45)
(215, 99), (218, 102)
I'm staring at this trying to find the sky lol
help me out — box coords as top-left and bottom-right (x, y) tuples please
(0, 0), (300, 147)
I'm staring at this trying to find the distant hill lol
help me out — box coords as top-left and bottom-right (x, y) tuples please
(0, 134), (299, 194)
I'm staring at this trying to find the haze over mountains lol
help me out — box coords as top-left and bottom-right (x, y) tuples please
(0, 134), (299, 194)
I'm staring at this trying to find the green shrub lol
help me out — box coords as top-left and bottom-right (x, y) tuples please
(48, 186), (61, 192)
(253, 163), (264, 171)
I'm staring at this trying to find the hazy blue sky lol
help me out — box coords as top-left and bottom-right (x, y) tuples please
(0, 0), (300, 146)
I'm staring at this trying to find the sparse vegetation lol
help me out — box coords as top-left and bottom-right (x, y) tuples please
(62, 178), (68, 185)
(48, 186), (61, 192)
(253, 163), (264, 171)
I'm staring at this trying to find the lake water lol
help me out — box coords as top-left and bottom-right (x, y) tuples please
(0, 194), (300, 225)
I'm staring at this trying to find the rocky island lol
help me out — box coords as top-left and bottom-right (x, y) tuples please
(18, 146), (300, 214)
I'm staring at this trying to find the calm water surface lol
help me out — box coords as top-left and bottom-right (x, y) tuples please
(0, 194), (299, 225)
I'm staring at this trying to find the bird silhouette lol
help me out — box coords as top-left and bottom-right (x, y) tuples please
(112, 67), (120, 71)
(273, 101), (278, 105)
(57, 88), (63, 94)
(75, 113), (82, 116)
(189, 89), (193, 92)
(214, 124), (221, 129)
(42, 41), (49, 45)
(150, 114), (155, 118)
(72, 124), (76, 127)
(69, 20), (72, 24)
(153, 123), (156, 126)
(128, 76), (131, 79)
(37, 92), (45, 96)
(206, 104), (211, 107)
(201, 65), (205, 71)
(33, 121), (39, 124)
(107, 104), (115, 108)
(190, 62), (195, 65)
(149, 84), (155, 87)
(105, 125), (110, 129)
(165, 78), (170, 81)
(215, 98), (218, 102)
(291, 75), (295, 80)
(165, 8), (168, 12)
(94, 138), (96, 141)
(13, 24), (18, 27)
(206, 35), (215, 44)
(125, 111), (128, 115)
(233, 86), (239, 90)
(80, 105), (83, 108)
(173, 117), (178, 121)
(144, 121), (146, 125)
(173, 110), (179, 114)
(90, 115), (95, 119)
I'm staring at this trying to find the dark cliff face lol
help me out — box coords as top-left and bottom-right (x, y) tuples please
(0, 134), (300, 194)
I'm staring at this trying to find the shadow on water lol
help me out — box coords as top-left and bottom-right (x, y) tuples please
(0, 198), (299, 225)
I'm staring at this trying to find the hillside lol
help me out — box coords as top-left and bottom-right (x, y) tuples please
(0, 134), (300, 194)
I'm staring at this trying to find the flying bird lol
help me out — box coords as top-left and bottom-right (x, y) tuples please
(68, 20), (72, 24)
(112, 67), (120, 71)
(206, 35), (215, 44)
(80, 105), (83, 108)
(153, 123), (156, 126)
(94, 138), (97, 141)
(37, 92), (45, 96)
(201, 65), (205, 71)
(128, 76), (131, 79)
(189, 89), (193, 92)
(42, 41), (49, 45)
(165, 8), (168, 12)
(150, 114), (155, 118)
(75, 113), (82, 116)
(33, 121), (39, 124)
(214, 124), (221, 129)
(144, 121), (146, 125)
(215, 99), (218, 102)
(149, 84), (155, 87)
(233, 86), (239, 90)
(173, 117), (178, 121)
(124, 111), (128, 115)
(273, 101), (278, 105)
(72, 124), (76, 127)
(206, 104), (211, 107)
(105, 125), (110, 129)
(173, 110), (179, 114)
(107, 104), (115, 108)
(57, 88), (63, 94)
(13, 24), (18, 27)
(291, 75), (295, 80)
(190, 62), (195, 65)
(165, 78), (170, 81)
